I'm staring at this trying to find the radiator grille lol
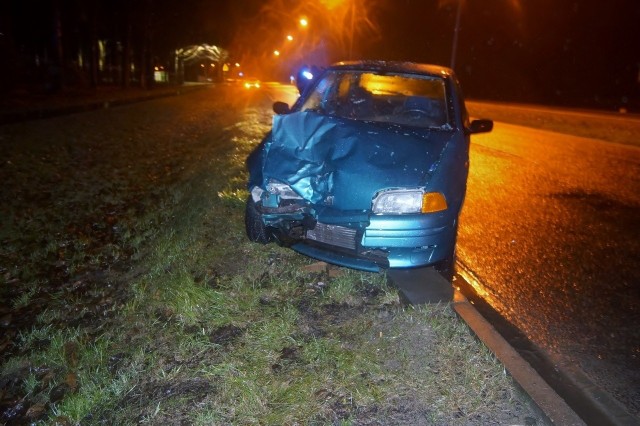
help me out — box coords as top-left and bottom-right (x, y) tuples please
(306, 223), (357, 250)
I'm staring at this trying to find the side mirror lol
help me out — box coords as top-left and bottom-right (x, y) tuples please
(273, 101), (291, 115)
(468, 119), (493, 134)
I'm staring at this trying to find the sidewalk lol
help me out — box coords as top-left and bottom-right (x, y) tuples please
(0, 83), (210, 125)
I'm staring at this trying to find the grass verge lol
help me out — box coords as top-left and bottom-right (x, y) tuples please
(0, 93), (543, 425)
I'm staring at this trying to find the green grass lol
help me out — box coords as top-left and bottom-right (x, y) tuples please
(0, 93), (543, 425)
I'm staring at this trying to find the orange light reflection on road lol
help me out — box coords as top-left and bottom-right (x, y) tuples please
(455, 261), (507, 315)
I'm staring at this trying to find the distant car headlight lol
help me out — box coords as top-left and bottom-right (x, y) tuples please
(372, 189), (447, 214)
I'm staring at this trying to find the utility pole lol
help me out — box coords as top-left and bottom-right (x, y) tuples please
(450, 0), (463, 70)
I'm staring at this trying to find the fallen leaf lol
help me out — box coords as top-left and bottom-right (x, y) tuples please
(49, 383), (68, 403)
(25, 402), (47, 419)
(63, 341), (79, 367)
(65, 372), (78, 393)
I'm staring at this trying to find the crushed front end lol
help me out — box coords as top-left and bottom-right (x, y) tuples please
(244, 62), (489, 272)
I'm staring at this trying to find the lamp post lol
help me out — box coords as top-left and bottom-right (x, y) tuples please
(450, 0), (463, 70)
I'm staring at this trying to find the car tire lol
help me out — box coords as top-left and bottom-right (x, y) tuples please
(435, 221), (459, 282)
(245, 196), (273, 244)
(434, 247), (456, 282)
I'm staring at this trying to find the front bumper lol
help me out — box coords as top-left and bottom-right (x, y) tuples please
(266, 211), (457, 271)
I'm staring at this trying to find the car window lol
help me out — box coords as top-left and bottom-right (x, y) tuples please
(300, 71), (450, 129)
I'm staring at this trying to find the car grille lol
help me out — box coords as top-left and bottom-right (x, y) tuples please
(306, 223), (357, 250)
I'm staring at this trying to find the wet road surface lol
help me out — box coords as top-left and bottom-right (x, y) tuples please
(457, 120), (640, 415)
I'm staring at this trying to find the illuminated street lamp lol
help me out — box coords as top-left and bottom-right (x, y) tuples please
(299, 18), (308, 27)
(274, 50), (280, 56)
(287, 34), (294, 41)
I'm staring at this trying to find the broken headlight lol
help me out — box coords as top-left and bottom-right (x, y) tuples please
(266, 179), (303, 200)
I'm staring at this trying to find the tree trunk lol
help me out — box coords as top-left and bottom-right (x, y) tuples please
(51, 0), (65, 91)
(122, 20), (132, 88)
(139, 0), (154, 90)
(90, 2), (99, 88)
(0, 0), (16, 93)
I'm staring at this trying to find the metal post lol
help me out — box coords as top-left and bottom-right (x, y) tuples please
(450, 0), (463, 70)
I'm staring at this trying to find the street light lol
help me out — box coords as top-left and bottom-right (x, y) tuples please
(450, 0), (464, 70)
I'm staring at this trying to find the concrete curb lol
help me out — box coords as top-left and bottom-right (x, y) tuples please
(454, 264), (640, 426)
(388, 267), (585, 424)
(537, 351), (640, 426)
(452, 291), (586, 425)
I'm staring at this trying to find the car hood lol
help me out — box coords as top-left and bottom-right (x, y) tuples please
(261, 111), (455, 210)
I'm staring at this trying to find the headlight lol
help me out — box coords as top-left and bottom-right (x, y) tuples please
(266, 179), (302, 200)
(372, 189), (447, 214)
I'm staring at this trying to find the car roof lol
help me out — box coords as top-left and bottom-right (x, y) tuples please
(326, 60), (453, 79)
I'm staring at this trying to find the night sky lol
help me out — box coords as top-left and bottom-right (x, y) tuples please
(3, 0), (639, 110)
(226, 0), (640, 109)
(368, 0), (640, 107)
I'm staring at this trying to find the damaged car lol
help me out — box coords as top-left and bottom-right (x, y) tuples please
(245, 61), (492, 275)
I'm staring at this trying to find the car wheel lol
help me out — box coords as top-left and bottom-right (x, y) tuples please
(434, 247), (456, 282)
(245, 196), (273, 244)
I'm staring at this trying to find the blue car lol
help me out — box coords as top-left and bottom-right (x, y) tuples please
(245, 61), (492, 275)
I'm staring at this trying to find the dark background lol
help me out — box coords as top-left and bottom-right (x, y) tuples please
(376, 0), (640, 109)
(2, 0), (639, 111)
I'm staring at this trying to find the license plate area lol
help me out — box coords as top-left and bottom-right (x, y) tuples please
(306, 223), (357, 250)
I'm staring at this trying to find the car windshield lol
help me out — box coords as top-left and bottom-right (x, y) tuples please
(300, 71), (450, 129)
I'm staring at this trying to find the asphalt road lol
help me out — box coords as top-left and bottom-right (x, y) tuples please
(456, 115), (640, 417)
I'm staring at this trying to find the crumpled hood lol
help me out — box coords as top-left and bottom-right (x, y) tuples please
(261, 111), (454, 210)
